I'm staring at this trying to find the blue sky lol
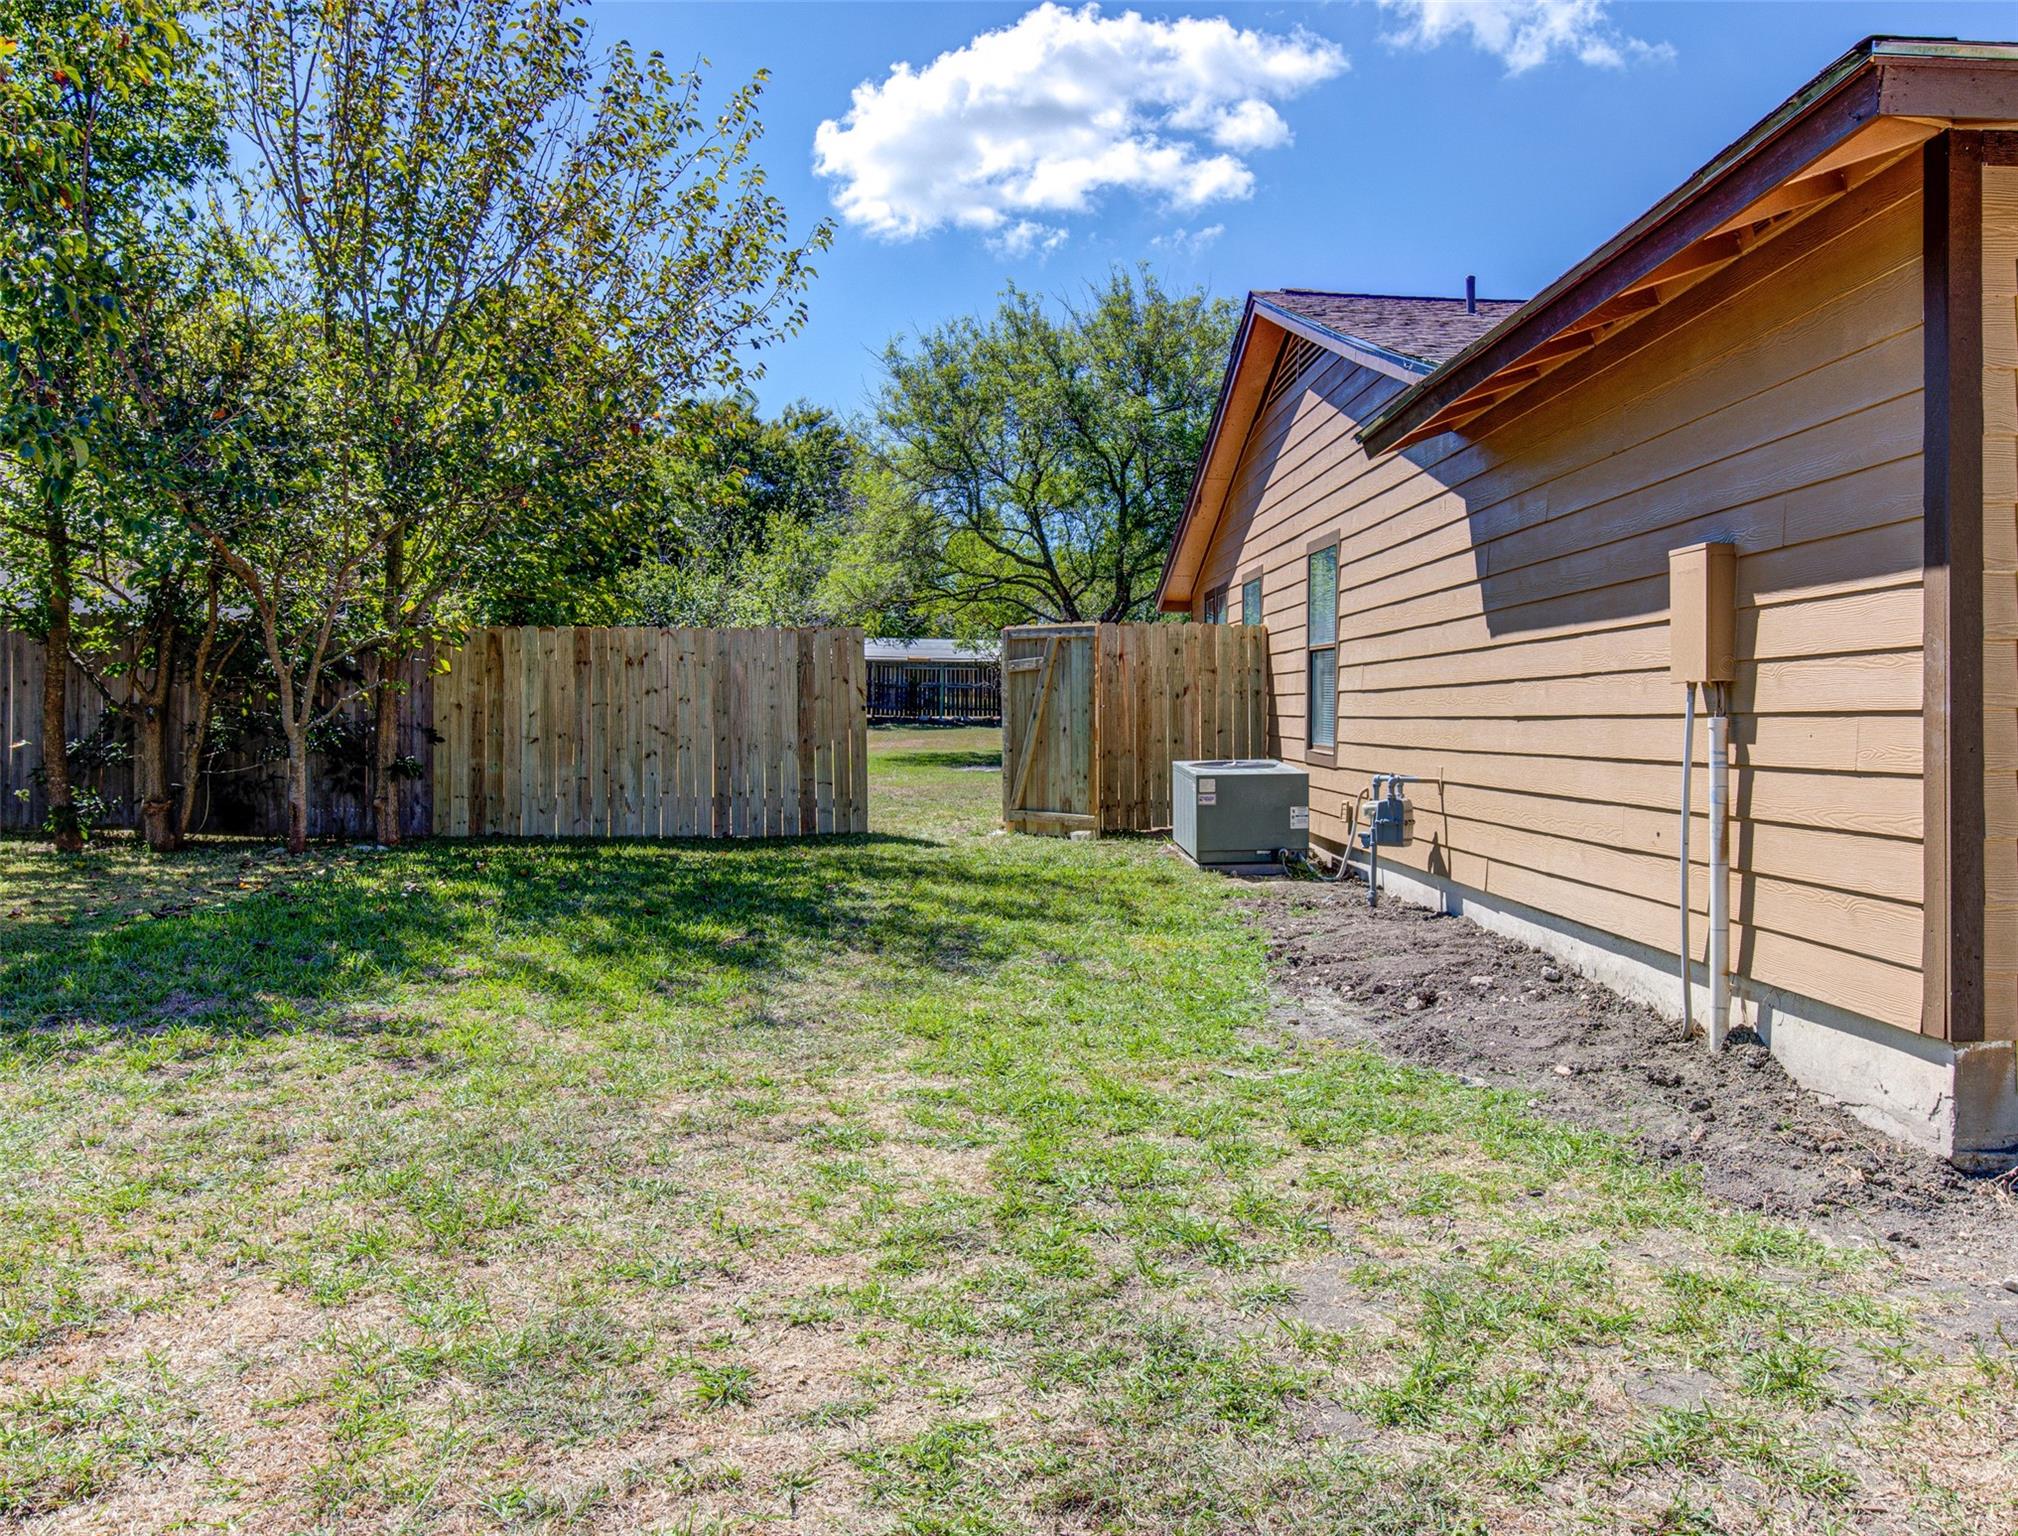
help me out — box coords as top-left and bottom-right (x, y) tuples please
(604, 1), (2005, 416)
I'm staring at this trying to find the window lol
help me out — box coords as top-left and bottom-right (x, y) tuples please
(1307, 544), (1338, 750)
(1202, 587), (1226, 624)
(1241, 577), (1262, 627)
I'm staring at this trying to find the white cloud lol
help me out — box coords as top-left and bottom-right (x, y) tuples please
(1380, 0), (1672, 74)
(992, 219), (1069, 258)
(813, 3), (1345, 250)
(1204, 101), (1290, 153)
(1150, 224), (1225, 255)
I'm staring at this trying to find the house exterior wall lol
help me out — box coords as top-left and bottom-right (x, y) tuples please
(1984, 164), (2018, 1042)
(1190, 154), (1933, 1037)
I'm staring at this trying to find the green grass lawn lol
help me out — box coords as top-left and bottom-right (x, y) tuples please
(1, 727), (2011, 1534)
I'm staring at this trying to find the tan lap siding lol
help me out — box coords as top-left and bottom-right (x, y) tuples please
(1193, 156), (1928, 1032)
(1984, 164), (2018, 1043)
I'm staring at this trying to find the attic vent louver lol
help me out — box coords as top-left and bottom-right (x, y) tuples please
(1264, 336), (1321, 408)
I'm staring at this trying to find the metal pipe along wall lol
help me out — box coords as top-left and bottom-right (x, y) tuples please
(1707, 687), (1731, 1050)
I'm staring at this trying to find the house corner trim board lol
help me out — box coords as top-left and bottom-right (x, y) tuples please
(1923, 130), (1987, 1044)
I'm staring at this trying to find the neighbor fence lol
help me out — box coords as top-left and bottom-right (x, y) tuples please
(431, 626), (867, 838)
(865, 658), (1001, 724)
(2, 625), (866, 841)
(1002, 622), (1274, 836)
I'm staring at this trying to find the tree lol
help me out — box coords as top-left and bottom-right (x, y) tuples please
(98, 242), (303, 851)
(871, 267), (1233, 630)
(816, 464), (943, 640)
(0, 0), (219, 849)
(221, 0), (831, 845)
(618, 397), (859, 628)
(174, 296), (384, 856)
(66, 528), (203, 851)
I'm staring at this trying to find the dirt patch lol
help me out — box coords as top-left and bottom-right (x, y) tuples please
(1238, 880), (2018, 1288)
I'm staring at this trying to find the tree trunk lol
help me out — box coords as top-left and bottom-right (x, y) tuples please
(132, 625), (180, 854)
(371, 526), (406, 847)
(41, 508), (82, 853)
(137, 703), (177, 854)
(284, 724), (310, 855)
(177, 564), (231, 843)
(371, 650), (403, 846)
(176, 678), (217, 842)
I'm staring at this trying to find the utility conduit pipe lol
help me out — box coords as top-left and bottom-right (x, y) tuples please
(1707, 683), (1731, 1051)
(1668, 542), (1737, 1052)
(1678, 682), (1695, 1039)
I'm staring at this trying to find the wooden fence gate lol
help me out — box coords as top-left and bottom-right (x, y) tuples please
(1001, 625), (1098, 834)
(1001, 622), (1274, 836)
(431, 626), (867, 839)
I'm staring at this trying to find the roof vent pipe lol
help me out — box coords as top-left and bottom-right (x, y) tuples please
(1465, 275), (1477, 315)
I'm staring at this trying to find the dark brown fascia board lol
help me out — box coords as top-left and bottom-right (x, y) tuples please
(1357, 38), (2018, 456)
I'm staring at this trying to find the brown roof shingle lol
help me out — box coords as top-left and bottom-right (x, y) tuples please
(1254, 289), (1527, 369)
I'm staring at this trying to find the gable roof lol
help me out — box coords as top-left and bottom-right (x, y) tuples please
(1156, 34), (2018, 613)
(1255, 290), (1525, 371)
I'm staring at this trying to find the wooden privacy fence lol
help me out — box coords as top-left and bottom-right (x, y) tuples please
(1, 627), (434, 840)
(430, 626), (868, 839)
(1001, 622), (1274, 836)
(3, 624), (864, 842)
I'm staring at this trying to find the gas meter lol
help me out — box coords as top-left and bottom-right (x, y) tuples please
(1353, 774), (1419, 907)
(1361, 777), (1415, 848)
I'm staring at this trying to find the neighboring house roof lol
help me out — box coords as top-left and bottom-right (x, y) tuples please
(1156, 34), (2018, 613)
(864, 638), (997, 663)
(1254, 290), (1525, 372)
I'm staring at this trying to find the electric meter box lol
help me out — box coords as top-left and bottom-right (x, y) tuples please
(1668, 541), (1736, 684)
(1171, 759), (1309, 871)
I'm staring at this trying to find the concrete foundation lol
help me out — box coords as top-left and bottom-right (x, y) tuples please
(1343, 849), (2018, 1166)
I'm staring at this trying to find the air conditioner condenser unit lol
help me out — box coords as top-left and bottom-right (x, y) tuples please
(1171, 759), (1310, 873)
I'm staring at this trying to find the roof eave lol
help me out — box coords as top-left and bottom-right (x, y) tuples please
(1250, 295), (1435, 384)
(1357, 36), (2018, 455)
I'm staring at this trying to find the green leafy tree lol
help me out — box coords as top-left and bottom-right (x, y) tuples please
(0, 0), (218, 848)
(221, 0), (831, 844)
(618, 397), (859, 628)
(171, 294), (384, 855)
(103, 244), (316, 851)
(871, 267), (1233, 631)
(816, 463), (943, 640)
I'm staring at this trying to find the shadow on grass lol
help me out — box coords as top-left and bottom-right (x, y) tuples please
(0, 830), (1143, 1045)
(869, 722), (997, 733)
(880, 749), (1002, 771)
